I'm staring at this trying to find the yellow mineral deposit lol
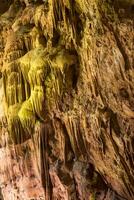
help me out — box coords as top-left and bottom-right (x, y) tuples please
(0, 0), (133, 199)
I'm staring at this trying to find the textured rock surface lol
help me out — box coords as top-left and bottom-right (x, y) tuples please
(0, 0), (133, 199)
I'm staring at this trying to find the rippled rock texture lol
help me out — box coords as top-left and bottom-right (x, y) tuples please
(0, 0), (133, 199)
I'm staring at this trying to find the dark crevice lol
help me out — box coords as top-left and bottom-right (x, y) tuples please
(52, 29), (60, 47)
(0, 0), (13, 15)
(40, 123), (52, 200)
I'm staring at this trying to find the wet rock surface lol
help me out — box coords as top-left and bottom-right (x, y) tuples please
(0, 0), (133, 199)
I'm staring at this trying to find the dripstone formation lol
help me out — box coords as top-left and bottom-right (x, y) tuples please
(0, 0), (133, 199)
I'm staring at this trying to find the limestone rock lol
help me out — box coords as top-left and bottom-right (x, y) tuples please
(0, 0), (133, 199)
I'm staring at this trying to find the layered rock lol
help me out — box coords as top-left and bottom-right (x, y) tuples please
(0, 0), (133, 199)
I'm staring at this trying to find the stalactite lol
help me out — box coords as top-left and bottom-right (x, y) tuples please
(0, 0), (133, 199)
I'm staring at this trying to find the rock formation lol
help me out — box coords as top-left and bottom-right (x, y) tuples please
(0, 0), (133, 199)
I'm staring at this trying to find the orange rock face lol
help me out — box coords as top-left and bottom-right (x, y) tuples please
(0, 0), (133, 200)
(0, 143), (45, 199)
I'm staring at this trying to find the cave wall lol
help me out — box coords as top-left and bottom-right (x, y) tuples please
(0, 0), (134, 199)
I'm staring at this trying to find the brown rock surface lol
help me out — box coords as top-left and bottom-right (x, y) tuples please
(0, 0), (133, 199)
